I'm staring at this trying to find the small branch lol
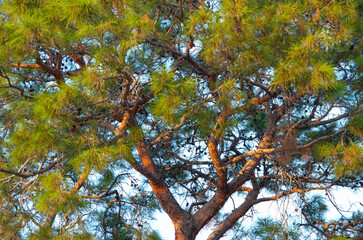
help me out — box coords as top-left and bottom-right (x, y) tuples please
(82, 173), (128, 199)
(297, 112), (351, 129)
(62, 69), (82, 77)
(41, 83), (58, 94)
(255, 185), (333, 204)
(170, 153), (213, 166)
(244, 77), (271, 95)
(249, 90), (281, 106)
(188, 201), (207, 213)
(0, 158), (63, 178)
(83, 190), (119, 199)
(238, 186), (253, 192)
(323, 221), (360, 230)
(185, 36), (195, 57)
(147, 38), (212, 77)
(301, 210), (330, 238)
(173, 114), (187, 130)
(102, 198), (119, 235)
(297, 128), (345, 149)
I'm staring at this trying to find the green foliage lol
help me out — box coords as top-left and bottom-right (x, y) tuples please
(69, 145), (119, 171)
(329, 237), (350, 240)
(0, 0), (361, 239)
(0, 196), (22, 240)
(145, 231), (163, 240)
(32, 85), (79, 122)
(150, 69), (197, 125)
(274, 59), (337, 92)
(34, 172), (84, 214)
(247, 110), (267, 134)
(251, 217), (300, 240)
(0, 0), (100, 60)
(52, 232), (94, 240)
(348, 111), (363, 140)
(29, 226), (53, 240)
(302, 195), (328, 223)
(318, 142), (363, 177)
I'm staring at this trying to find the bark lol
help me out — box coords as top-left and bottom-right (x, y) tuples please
(174, 216), (198, 240)
(207, 189), (259, 240)
(135, 138), (191, 226)
(8, 63), (42, 69)
(192, 190), (231, 233)
(71, 169), (90, 192)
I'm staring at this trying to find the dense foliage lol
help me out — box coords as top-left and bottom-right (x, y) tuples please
(0, 0), (362, 239)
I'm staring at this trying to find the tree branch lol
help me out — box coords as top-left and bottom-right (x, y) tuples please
(207, 189), (260, 240)
(297, 128), (346, 149)
(0, 158), (62, 178)
(133, 125), (190, 223)
(255, 185), (333, 204)
(8, 63), (42, 69)
(188, 201), (207, 213)
(224, 148), (276, 168)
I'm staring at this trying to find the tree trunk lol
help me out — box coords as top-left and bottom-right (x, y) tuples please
(174, 218), (198, 240)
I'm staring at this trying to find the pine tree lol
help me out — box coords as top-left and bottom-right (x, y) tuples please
(0, 0), (362, 239)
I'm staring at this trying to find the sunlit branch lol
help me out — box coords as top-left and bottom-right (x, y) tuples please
(224, 148), (276, 168)
(255, 185), (333, 204)
(8, 63), (42, 69)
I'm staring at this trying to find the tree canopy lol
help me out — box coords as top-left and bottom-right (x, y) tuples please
(0, 0), (362, 239)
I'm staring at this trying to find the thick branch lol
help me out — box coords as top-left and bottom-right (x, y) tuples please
(134, 131), (190, 224)
(228, 111), (279, 193)
(70, 169), (90, 192)
(35, 57), (64, 83)
(207, 106), (230, 204)
(207, 189), (259, 240)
